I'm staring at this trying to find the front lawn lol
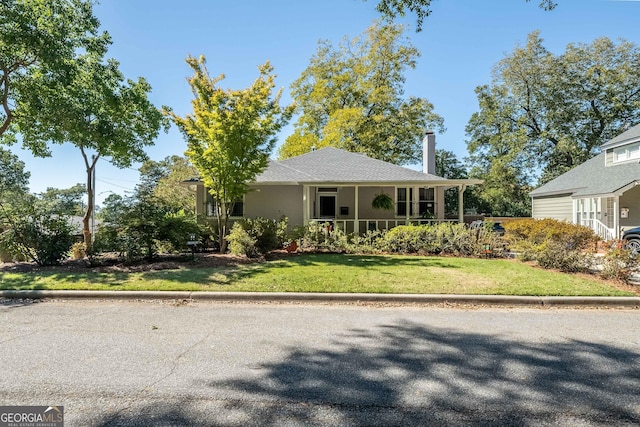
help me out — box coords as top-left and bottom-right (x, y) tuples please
(0, 254), (635, 296)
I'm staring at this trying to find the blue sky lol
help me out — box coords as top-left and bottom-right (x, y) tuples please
(11, 0), (640, 204)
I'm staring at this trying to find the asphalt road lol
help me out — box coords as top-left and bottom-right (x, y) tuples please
(0, 300), (638, 426)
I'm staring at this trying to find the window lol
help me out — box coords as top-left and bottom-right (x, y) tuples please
(613, 142), (640, 163)
(205, 192), (244, 217)
(418, 188), (435, 216)
(396, 188), (413, 216)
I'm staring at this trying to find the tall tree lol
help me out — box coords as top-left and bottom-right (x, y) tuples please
(435, 149), (488, 215)
(466, 32), (640, 215)
(138, 155), (198, 216)
(16, 43), (166, 253)
(0, 147), (29, 198)
(37, 184), (86, 216)
(0, 0), (106, 143)
(279, 21), (443, 165)
(167, 55), (293, 252)
(371, 0), (556, 31)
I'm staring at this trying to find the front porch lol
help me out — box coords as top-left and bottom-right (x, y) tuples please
(574, 184), (640, 240)
(301, 183), (471, 233)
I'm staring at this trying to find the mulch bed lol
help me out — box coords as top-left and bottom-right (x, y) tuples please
(0, 252), (269, 274)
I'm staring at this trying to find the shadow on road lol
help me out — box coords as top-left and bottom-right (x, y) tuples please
(96, 321), (640, 426)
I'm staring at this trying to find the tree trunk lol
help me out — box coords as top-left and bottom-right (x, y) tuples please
(81, 148), (99, 255)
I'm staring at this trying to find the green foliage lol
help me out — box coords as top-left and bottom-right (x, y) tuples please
(371, 0), (555, 31)
(12, 10), (168, 253)
(535, 240), (593, 273)
(466, 32), (640, 215)
(296, 221), (351, 253)
(0, 0), (106, 140)
(376, 223), (506, 257)
(227, 217), (288, 257)
(94, 191), (199, 260)
(0, 148), (30, 196)
(1, 208), (75, 266)
(504, 218), (598, 272)
(138, 156), (197, 216)
(505, 218), (597, 251)
(279, 21), (443, 165)
(167, 55), (293, 252)
(36, 184), (86, 216)
(372, 193), (394, 210)
(600, 243), (639, 284)
(435, 149), (487, 215)
(227, 224), (258, 258)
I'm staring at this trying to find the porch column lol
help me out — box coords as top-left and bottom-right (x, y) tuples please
(458, 185), (466, 223)
(302, 185), (310, 226)
(614, 196), (619, 239)
(405, 186), (410, 221)
(354, 186), (359, 233)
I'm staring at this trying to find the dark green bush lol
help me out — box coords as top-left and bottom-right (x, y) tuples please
(226, 216), (288, 257)
(2, 214), (75, 265)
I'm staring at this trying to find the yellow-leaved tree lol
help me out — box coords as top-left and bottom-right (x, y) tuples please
(166, 55), (293, 252)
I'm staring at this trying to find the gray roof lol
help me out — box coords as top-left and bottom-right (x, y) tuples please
(530, 153), (640, 198)
(255, 147), (447, 184)
(600, 123), (640, 149)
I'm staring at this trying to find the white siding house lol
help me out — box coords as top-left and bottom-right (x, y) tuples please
(530, 124), (640, 240)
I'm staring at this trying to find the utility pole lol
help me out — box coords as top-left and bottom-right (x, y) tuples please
(91, 154), (96, 242)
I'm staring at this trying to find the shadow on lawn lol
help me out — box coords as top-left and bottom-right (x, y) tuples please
(94, 320), (640, 426)
(137, 254), (462, 286)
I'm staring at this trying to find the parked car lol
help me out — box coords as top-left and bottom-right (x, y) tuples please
(469, 220), (506, 236)
(622, 226), (640, 255)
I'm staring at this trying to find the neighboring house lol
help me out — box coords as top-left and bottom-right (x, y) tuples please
(530, 123), (640, 240)
(188, 133), (482, 234)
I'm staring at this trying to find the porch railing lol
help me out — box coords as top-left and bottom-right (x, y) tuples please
(311, 218), (458, 234)
(580, 219), (615, 241)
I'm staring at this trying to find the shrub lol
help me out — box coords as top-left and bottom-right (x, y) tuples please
(504, 218), (598, 271)
(377, 225), (433, 253)
(600, 242), (639, 283)
(71, 242), (86, 260)
(226, 216), (288, 257)
(505, 218), (597, 251)
(227, 223), (259, 258)
(375, 223), (508, 257)
(535, 240), (593, 273)
(2, 214), (75, 266)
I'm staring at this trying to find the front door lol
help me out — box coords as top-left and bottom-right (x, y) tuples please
(319, 195), (336, 218)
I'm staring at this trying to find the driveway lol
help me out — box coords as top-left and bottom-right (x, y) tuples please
(0, 300), (638, 426)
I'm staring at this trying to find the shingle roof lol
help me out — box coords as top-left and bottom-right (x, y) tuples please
(254, 160), (314, 183)
(255, 147), (447, 184)
(530, 153), (640, 197)
(600, 123), (640, 149)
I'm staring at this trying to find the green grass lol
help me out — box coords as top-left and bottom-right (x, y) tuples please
(0, 254), (635, 296)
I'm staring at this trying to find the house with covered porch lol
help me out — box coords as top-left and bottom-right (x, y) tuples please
(530, 123), (640, 240)
(189, 134), (482, 233)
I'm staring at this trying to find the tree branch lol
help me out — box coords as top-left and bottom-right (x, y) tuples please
(0, 69), (14, 136)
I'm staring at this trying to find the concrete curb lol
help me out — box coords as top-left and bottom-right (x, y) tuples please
(1, 290), (639, 307)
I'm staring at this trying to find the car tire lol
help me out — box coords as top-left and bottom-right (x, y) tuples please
(625, 238), (640, 255)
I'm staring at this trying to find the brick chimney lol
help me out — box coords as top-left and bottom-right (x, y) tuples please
(423, 132), (436, 175)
